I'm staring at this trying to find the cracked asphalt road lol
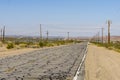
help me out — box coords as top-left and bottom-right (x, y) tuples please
(0, 42), (87, 80)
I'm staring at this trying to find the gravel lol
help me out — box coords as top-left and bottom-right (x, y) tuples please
(0, 42), (87, 80)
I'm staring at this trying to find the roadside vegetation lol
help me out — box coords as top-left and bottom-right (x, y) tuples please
(92, 41), (120, 52)
(0, 38), (81, 50)
(39, 40), (81, 48)
(6, 42), (14, 49)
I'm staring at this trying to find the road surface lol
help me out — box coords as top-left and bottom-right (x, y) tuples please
(0, 42), (87, 80)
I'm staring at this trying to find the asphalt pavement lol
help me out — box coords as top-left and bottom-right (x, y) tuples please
(0, 42), (88, 80)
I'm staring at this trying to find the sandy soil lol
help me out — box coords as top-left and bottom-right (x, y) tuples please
(85, 44), (120, 80)
(0, 45), (67, 58)
(0, 48), (38, 58)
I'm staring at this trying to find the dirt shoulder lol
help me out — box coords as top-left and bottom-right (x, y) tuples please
(0, 48), (38, 58)
(85, 44), (120, 80)
(0, 45), (67, 58)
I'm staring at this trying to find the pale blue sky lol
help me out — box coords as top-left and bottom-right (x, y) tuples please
(0, 0), (120, 37)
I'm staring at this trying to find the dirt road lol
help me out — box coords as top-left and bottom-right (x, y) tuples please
(85, 44), (120, 80)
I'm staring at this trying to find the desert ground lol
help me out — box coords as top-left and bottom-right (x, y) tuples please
(0, 47), (38, 58)
(85, 44), (120, 80)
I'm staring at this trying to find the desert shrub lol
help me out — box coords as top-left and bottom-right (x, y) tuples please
(54, 41), (60, 46)
(39, 42), (44, 48)
(54, 42), (60, 46)
(75, 41), (81, 43)
(29, 45), (40, 48)
(59, 41), (66, 45)
(0, 42), (3, 47)
(19, 43), (28, 48)
(38, 40), (77, 48)
(103, 43), (109, 48)
(46, 43), (54, 47)
(26, 42), (34, 45)
(108, 47), (113, 50)
(92, 42), (120, 50)
(14, 41), (20, 45)
(7, 43), (14, 49)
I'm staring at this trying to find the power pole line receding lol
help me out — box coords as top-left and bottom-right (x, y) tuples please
(101, 28), (104, 44)
(46, 30), (49, 41)
(98, 32), (100, 43)
(107, 20), (112, 44)
(40, 24), (42, 41)
(67, 32), (69, 40)
(2, 26), (5, 43)
(0, 29), (2, 41)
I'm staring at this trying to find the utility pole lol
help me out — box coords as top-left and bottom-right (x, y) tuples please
(98, 32), (100, 43)
(2, 26), (5, 43)
(107, 20), (112, 44)
(0, 28), (2, 41)
(67, 32), (69, 40)
(95, 34), (97, 43)
(40, 24), (42, 41)
(101, 28), (104, 43)
(106, 35), (108, 43)
(46, 30), (49, 41)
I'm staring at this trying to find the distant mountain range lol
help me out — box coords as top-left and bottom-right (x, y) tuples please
(4, 35), (120, 41)
(111, 36), (120, 41)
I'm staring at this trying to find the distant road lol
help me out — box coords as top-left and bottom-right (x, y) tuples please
(0, 42), (87, 80)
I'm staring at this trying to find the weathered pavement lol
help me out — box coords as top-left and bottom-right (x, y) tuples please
(85, 44), (120, 80)
(0, 42), (87, 80)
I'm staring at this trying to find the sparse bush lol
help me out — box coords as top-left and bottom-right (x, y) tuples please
(92, 41), (120, 51)
(7, 43), (14, 49)
(54, 42), (60, 46)
(26, 42), (34, 45)
(75, 41), (81, 43)
(108, 47), (113, 50)
(14, 41), (20, 45)
(0, 42), (3, 47)
(113, 41), (120, 49)
(38, 40), (80, 48)
(19, 43), (28, 48)
(39, 42), (44, 48)
(46, 43), (54, 47)
(59, 41), (66, 45)
(29, 45), (40, 48)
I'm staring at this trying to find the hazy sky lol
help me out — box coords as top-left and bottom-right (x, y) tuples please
(0, 0), (120, 37)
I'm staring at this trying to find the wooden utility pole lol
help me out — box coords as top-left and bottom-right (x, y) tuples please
(67, 32), (69, 40)
(0, 29), (2, 41)
(40, 24), (42, 41)
(101, 28), (104, 43)
(106, 35), (108, 43)
(2, 26), (5, 43)
(46, 30), (49, 41)
(95, 34), (97, 43)
(98, 32), (100, 43)
(107, 20), (112, 44)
